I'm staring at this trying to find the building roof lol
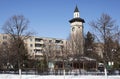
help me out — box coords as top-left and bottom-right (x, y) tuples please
(74, 6), (79, 12)
(69, 18), (85, 23)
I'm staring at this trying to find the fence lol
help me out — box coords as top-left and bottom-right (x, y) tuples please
(0, 68), (119, 75)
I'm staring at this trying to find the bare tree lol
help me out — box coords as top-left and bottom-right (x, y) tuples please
(62, 41), (70, 59)
(2, 15), (33, 75)
(65, 32), (84, 72)
(68, 32), (84, 58)
(90, 13), (120, 71)
(0, 43), (9, 69)
(42, 39), (57, 71)
(8, 38), (29, 68)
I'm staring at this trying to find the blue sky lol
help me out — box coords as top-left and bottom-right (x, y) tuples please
(0, 0), (120, 39)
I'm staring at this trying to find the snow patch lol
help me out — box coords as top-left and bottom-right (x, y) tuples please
(0, 74), (120, 79)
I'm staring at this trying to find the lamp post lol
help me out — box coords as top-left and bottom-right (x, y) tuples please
(63, 59), (68, 79)
(110, 49), (116, 69)
(108, 48), (116, 73)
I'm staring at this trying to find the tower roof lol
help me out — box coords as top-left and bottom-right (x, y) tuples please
(74, 6), (79, 12)
(69, 6), (85, 23)
(69, 18), (85, 23)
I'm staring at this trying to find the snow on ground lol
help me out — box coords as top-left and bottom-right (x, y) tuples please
(0, 74), (120, 79)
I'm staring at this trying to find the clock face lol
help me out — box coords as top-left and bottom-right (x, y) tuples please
(72, 27), (75, 32)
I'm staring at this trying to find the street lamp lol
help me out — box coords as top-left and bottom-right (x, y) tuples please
(108, 49), (116, 69)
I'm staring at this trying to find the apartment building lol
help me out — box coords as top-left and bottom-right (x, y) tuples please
(25, 36), (66, 59)
(0, 33), (66, 59)
(0, 34), (10, 46)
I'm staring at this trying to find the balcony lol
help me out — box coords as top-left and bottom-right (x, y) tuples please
(35, 38), (44, 44)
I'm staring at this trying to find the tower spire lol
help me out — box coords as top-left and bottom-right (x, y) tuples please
(73, 6), (80, 18)
(74, 5), (79, 12)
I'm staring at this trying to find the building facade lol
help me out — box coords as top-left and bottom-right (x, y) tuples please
(25, 36), (66, 59)
(69, 6), (85, 55)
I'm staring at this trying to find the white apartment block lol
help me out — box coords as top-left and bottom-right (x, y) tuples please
(25, 36), (66, 59)
(0, 33), (66, 59)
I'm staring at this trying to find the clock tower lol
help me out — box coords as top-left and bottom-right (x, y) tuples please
(69, 6), (85, 54)
(69, 6), (85, 35)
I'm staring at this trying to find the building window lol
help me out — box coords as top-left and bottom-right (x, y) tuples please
(30, 38), (32, 41)
(55, 40), (61, 43)
(30, 44), (33, 47)
(56, 45), (61, 49)
(34, 49), (42, 53)
(35, 38), (43, 42)
(2, 41), (7, 45)
(3, 36), (7, 40)
(49, 40), (52, 43)
(78, 25), (82, 28)
(35, 43), (44, 47)
(30, 50), (32, 52)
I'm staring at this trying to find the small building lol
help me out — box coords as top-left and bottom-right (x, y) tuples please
(48, 56), (97, 74)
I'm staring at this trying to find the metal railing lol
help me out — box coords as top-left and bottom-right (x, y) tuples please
(0, 69), (119, 75)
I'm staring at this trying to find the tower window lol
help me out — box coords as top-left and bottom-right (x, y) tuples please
(77, 14), (78, 17)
